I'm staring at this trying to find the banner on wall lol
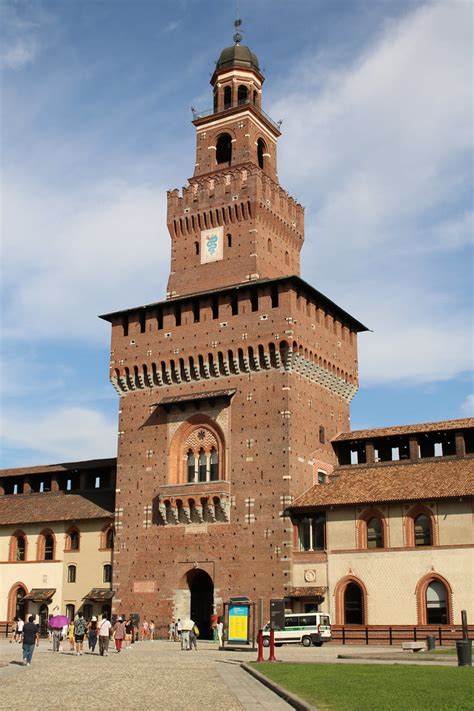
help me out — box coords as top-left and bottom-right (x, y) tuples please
(201, 225), (224, 264)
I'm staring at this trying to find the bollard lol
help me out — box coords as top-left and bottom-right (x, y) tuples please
(256, 630), (264, 662)
(268, 626), (277, 662)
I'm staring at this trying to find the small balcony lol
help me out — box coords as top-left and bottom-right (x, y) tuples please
(155, 480), (231, 525)
(192, 99), (280, 133)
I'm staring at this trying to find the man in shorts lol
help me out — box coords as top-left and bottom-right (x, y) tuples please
(98, 613), (112, 656)
(73, 611), (88, 656)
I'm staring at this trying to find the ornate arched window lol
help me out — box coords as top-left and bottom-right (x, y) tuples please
(198, 448), (207, 482)
(257, 138), (266, 169)
(9, 531), (27, 562)
(357, 509), (387, 549)
(405, 505), (436, 547)
(237, 84), (248, 105)
(170, 420), (224, 485)
(344, 582), (364, 624)
(415, 573), (453, 625)
(187, 450), (195, 483)
(216, 133), (232, 165)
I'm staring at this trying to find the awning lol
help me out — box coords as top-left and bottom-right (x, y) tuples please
(83, 588), (114, 601)
(154, 389), (236, 408)
(288, 586), (327, 598)
(23, 588), (56, 602)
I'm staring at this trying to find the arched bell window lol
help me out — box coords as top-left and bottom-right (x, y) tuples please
(187, 450), (195, 483)
(237, 85), (248, 105)
(216, 133), (232, 165)
(38, 530), (55, 561)
(9, 531), (27, 561)
(66, 528), (80, 551)
(414, 514), (432, 546)
(257, 138), (266, 169)
(198, 448), (207, 482)
(210, 447), (218, 481)
(45, 535), (54, 560)
(367, 517), (383, 548)
(17, 536), (26, 560)
(223, 86), (232, 110)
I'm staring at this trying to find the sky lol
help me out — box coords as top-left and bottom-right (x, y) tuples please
(1, 0), (472, 468)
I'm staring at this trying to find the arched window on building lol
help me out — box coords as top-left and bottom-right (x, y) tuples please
(66, 527), (80, 551)
(37, 530), (55, 561)
(216, 133), (232, 165)
(9, 531), (27, 561)
(295, 513), (326, 551)
(223, 86), (232, 110)
(67, 565), (76, 583)
(367, 517), (383, 548)
(105, 528), (114, 550)
(237, 85), (248, 105)
(426, 581), (448, 624)
(414, 514), (432, 546)
(198, 448), (207, 482)
(257, 138), (266, 169)
(210, 447), (218, 481)
(103, 564), (112, 583)
(187, 450), (195, 483)
(344, 582), (364, 624)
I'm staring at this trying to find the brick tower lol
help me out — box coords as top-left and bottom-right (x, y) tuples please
(101, 30), (367, 636)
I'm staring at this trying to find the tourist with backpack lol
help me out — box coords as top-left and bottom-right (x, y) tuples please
(73, 612), (88, 656)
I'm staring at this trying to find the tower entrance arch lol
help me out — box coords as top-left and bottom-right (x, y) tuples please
(187, 569), (214, 640)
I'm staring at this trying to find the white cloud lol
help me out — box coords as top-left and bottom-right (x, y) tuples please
(2, 179), (169, 341)
(269, 0), (473, 385)
(164, 20), (182, 33)
(460, 394), (474, 417)
(1, 406), (117, 462)
(0, 3), (54, 70)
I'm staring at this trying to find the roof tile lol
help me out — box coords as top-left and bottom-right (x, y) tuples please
(0, 492), (113, 526)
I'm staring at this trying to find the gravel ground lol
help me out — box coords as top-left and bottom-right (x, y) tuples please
(0, 639), (243, 711)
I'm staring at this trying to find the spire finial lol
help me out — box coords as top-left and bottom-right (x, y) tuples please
(233, 1), (242, 44)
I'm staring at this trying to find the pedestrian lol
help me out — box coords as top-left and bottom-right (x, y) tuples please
(189, 624), (198, 651)
(180, 618), (194, 651)
(168, 620), (175, 641)
(52, 628), (61, 652)
(112, 616), (125, 653)
(98, 613), (112, 656)
(73, 612), (88, 656)
(88, 616), (98, 653)
(217, 619), (224, 647)
(149, 620), (155, 641)
(141, 618), (149, 641)
(67, 620), (75, 651)
(21, 615), (39, 666)
(124, 617), (133, 649)
(60, 624), (68, 652)
(176, 618), (182, 642)
(15, 616), (24, 643)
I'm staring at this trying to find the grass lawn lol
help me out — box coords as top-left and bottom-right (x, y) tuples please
(252, 662), (473, 710)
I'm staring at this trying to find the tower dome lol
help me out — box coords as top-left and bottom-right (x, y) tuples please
(215, 44), (260, 73)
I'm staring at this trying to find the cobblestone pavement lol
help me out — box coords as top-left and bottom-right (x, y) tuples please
(0, 639), (292, 710)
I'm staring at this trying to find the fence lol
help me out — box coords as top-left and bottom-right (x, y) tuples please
(331, 624), (474, 647)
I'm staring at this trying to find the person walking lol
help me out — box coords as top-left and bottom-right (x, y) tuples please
(112, 616), (125, 653)
(168, 620), (175, 641)
(52, 628), (61, 652)
(180, 618), (194, 651)
(189, 624), (198, 651)
(15, 616), (24, 643)
(21, 615), (39, 666)
(67, 621), (75, 651)
(73, 612), (88, 656)
(124, 617), (133, 649)
(217, 619), (224, 647)
(141, 618), (149, 641)
(176, 618), (182, 643)
(149, 620), (155, 641)
(98, 614), (112, 656)
(88, 616), (98, 653)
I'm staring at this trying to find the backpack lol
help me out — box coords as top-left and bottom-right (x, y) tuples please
(193, 625), (199, 637)
(74, 617), (87, 635)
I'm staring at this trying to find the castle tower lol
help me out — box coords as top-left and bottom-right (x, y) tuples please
(101, 27), (367, 635)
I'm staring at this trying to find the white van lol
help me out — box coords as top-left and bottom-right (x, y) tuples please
(262, 612), (332, 647)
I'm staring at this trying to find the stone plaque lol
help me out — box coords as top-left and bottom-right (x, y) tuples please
(133, 580), (156, 593)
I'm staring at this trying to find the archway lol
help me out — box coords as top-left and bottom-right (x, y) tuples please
(39, 604), (49, 637)
(8, 583), (28, 622)
(187, 569), (214, 639)
(344, 582), (364, 624)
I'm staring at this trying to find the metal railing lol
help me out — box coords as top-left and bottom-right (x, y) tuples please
(331, 624), (474, 647)
(192, 99), (280, 132)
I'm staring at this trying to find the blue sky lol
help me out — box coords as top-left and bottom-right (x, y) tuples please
(1, 0), (472, 467)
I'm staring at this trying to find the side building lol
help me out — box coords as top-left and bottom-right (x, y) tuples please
(0, 459), (116, 634)
(289, 418), (474, 633)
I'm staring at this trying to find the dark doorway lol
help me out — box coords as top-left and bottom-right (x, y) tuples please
(39, 604), (49, 637)
(187, 569), (214, 639)
(344, 583), (364, 624)
(15, 586), (27, 621)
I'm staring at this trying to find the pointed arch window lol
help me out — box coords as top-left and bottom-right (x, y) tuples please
(367, 517), (383, 548)
(238, 85), (248, 105)
(257, 138), (266, 169)
(344, 582), (364, 624)
(198, 448), (207, 482)
(66, 527), (80, 551)
(9, 531), (27, 561)
(17, 536), (26, 560)
(426, 581), (448, 624)
(187, 450), (196, 483)
(216, 133), (232, 165)
(105, 527), (114, 550)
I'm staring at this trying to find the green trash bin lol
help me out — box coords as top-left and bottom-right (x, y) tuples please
(455, 639), (472, 667)
(426, 636), (436, 651)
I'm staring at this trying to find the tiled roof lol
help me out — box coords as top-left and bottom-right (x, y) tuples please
(289, 587), (327, 598)
(83, 588), (114, 601)
(23, 589), (56, 602)
(290, 457), (474, 509)
(333, 418), (474, 442)
(0, 492), (113, 526)
(0, 458), (116, 479)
